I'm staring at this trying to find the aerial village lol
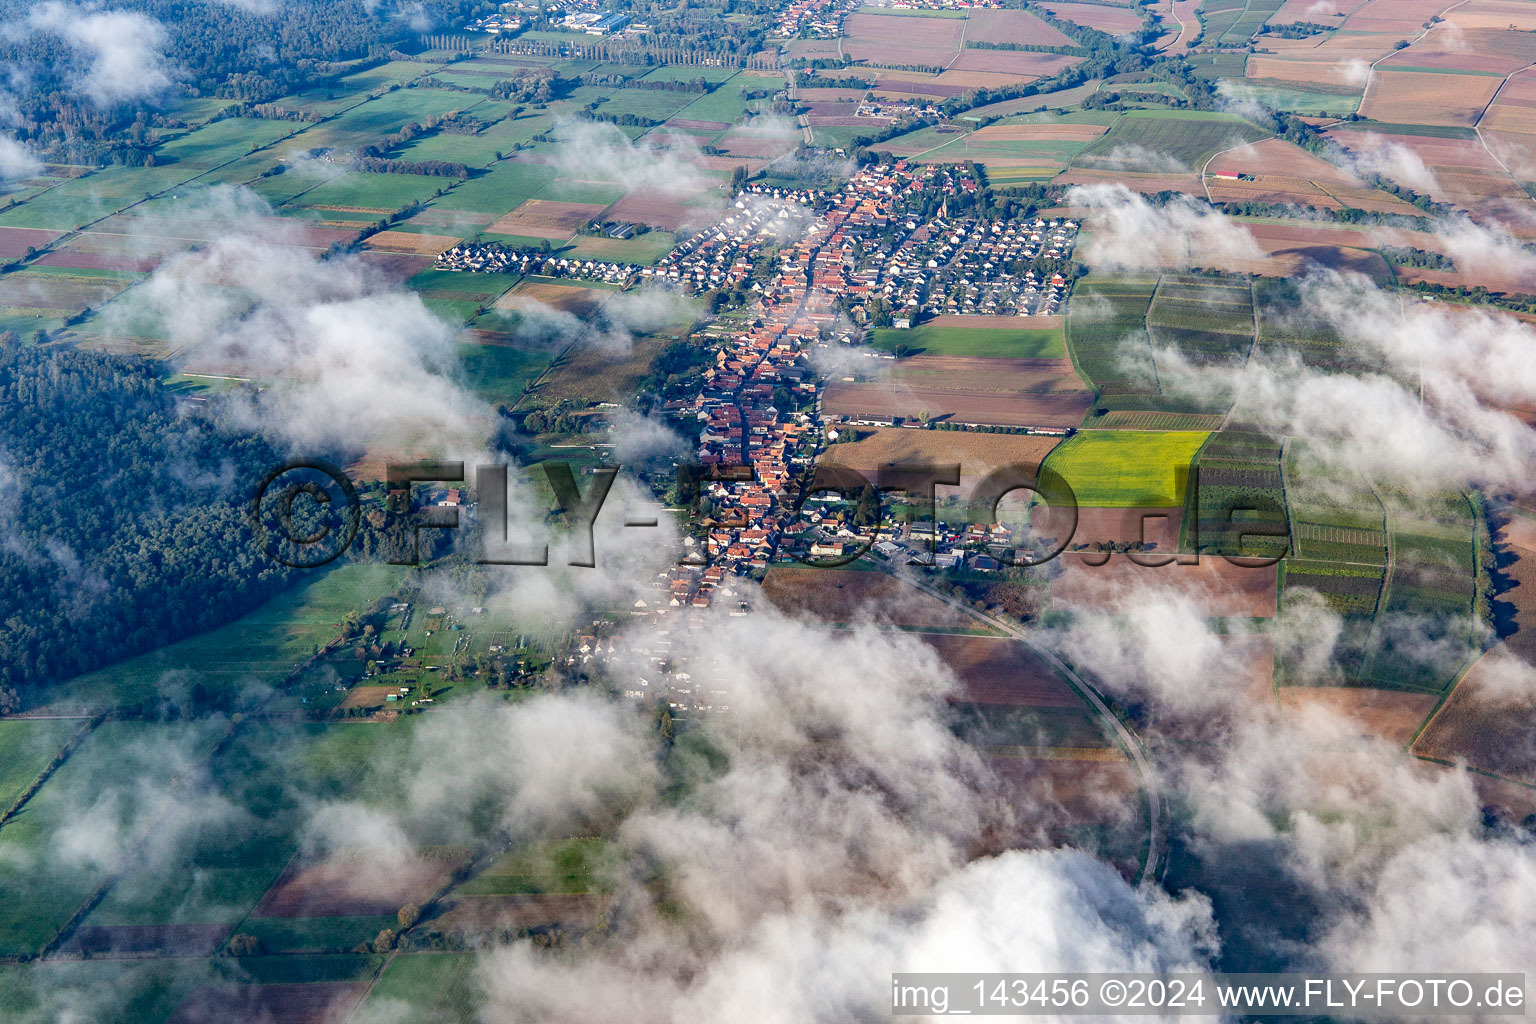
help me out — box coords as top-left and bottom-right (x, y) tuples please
(434, 161), (1081, 713)
(579, 163), (1079, 712)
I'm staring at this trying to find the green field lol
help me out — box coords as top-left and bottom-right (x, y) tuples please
(454, 837), (614, 896)
(457, 339), (549, 401)
(668, 72), (765, 126)
(288, 171), (450, 214)
(155, 118), (298, 170)
(0, 959), (226, 1024)
(34, 564), (407, 713)
(1229, 83), (1361, 117)
(0, 719), (227, 955)
(354, 953), (481, 1023)
(242, 914), (399, 953)
(870, 323), (1065, 358)
(1075, 111), (1267, 170)
(1042, 429), (1209, 507)
(0, 719), (78, 810)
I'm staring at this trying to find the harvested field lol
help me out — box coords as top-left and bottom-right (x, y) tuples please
(926, 633), (1085, 708)
(761, 566), (984, 630)
(969, 125), (1107, 143)
(824, 380), (1092, 428)
(354, 251), (433, 284)
(1449, 0), (1536, 30)
(1231, 225), (1392, 280)
(871, 80), (969, 100)
(698, 154), (774, 173)
(1273, 0), (1364, 20)
(1360, 70), (1502, 128)
(1038, 2), (1143, 32)
(817, 428), (1062, 494)
(363, 230), (463, 254)
(1281, 686), (1439, 746)
(1210, 137), (1360, 189)
(1162, 0), (1201, 52)
(1050, 554), (1278, 617)
(0, 226), (63, 258)
(168, 983), (369, 1024)
(785, 37), (843, 61)
(62, 923), (230, 957)
(1344, 129), (1536, 225)
(497, 279), (609, 316)
(1056, 167), (1200, 195)
(798, 87), (869, 103)
(806, 115), (877, 127)
(843, 12), (965, 67)
(934, 69), (1036, 89)
(983, 756), (1141, 872)
(33, 249), (159, 272)
(714, 130), (798, 159)
(1208, 176), (1342, 209)
(639, 130), (714, 149)
(1343, 0), (1453, 33)
(1482, 104), (1536, 134)
(1068, 506), (1184, 550)
(532, 333), (676, 403)
(0, 273), (126, 310)
(1414, 648), (1536, 784)
(1470, 770), (1536, 822)
(967, 8), (1074, 46)
(666, 118), (730, 132)
(600, 191), (699, 231)
(254, 854), (465, 918)
(431, 893), (608, 933)
(949, 50), (1080, 77)
(488, 200), (606, 240)
(877, 355), (1082, 392)
(37, 231), (192, 272)
(1246, 55), (1374, 88)
(1381, 25), (1536, 76)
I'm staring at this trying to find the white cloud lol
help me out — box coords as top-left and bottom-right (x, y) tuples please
(27, 2), (175, 108)
(1067, 183), (1263, 270)
(0, 134), (42, 179)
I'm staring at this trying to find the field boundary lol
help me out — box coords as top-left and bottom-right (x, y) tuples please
(0, 715), (102, 836)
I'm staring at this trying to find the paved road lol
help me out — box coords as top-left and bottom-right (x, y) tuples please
(887, 568), (1167, 885)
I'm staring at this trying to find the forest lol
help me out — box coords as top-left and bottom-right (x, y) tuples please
(0, 0), (493, 164)
(0, 341), (300, 709)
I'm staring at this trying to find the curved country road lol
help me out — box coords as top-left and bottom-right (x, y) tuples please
(889, 569), (1167, 886)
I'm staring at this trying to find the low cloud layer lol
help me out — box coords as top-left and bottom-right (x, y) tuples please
(26, 2), (176, 108)
(550, 119), (711, 196)
(103, 187), (490, 458)
(0, 134), (41, 179)
(1068, 183), (1262, 269)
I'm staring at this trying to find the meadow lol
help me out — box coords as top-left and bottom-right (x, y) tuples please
(0, 719), (227, 955)
(0, 719), (78, 810)
(869, 323), (1065, 358)
(35, 564), (407, 713)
